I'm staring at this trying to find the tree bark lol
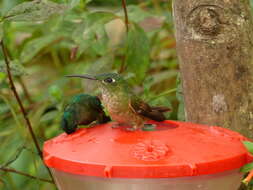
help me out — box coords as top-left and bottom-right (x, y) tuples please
(172, 0), (253, 139)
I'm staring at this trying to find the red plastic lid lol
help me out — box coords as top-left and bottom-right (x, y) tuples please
(43, 120), (252, 178)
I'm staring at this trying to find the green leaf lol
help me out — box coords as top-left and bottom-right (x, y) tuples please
(125, 24), (150, 83)
(91, 27), (109, 56)
(72, 11), (115, 58)
(48, 85), (63, 102)
(40, 109), (58, 123)
(0, 60), (27, 76)
(243, 141), (253, 154)
(55, 18), (79, 37)
(177, 102), (185, 121)
(20, 34), (58, 63)
(151, 70), (178, 86)
(0, 72), (6, 81)
(240, 162), (253, 173)
(4, 0), (67, 22)
(69, 0), (92, 8)
(0, 0), (20, 16)
(176, 74), (185, 121)
(0, 23), (3, 41)
(117, 5), (152, 23)
(70, 0), (81, 8)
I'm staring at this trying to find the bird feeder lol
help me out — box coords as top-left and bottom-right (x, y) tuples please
(43, 121), (253, 190)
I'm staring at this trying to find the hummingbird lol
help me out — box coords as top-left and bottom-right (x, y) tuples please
(61, 94), (111, 134)
(67, 73), (170, 131)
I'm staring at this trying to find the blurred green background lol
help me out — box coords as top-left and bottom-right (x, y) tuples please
(0, 0), (252, 189)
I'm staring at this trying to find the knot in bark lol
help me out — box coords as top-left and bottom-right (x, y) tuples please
(189, 6), (221, 36)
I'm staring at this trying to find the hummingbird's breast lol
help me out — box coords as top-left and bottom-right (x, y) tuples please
(101, 89), (127, 112)
(101, 89), (131, 122)
(101, 88), (145, 126)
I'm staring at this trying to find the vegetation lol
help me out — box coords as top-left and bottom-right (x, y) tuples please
(0, 0), (251, 189)
(241, 141), (253, 189)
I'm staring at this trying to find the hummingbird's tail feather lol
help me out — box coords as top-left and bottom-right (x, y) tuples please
(151, 106), (171, 113)
(144, 110), (167, 121)
(102, 114), (111, 123)
(129, 98), (170, 122)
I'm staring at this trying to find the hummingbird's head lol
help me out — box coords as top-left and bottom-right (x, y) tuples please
(66, 73), (128, 94)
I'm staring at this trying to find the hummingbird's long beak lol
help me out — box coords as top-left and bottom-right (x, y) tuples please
(66, 74), (97, 80)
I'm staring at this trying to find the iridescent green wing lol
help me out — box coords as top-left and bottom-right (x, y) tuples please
(89, 96), (111, 123)
(89, 96), (104, 112)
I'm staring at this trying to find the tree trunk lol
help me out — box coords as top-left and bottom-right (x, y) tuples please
(172, 0), (253, 139)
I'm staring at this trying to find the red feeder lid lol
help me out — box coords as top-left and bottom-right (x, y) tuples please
(43, 120), (252, 178)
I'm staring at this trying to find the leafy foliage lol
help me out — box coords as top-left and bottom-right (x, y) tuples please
(241, 162), (253, 173)
(4, 0), (66, 22)
(72, 11), (116, 58)
(176, 74), (185, 121)
(20, 34), (58, 63)
(1, 0), (253, 189)
(241, 141), (253, 173)
(125, 24), (150, 83)
(0, 60), (27, 76)
(0, 0), (180, 189)
(243, 141), (253, 154)
(241, 141), (253, 189)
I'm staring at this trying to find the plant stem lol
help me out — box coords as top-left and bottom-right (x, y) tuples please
(1, 144), (25, 168)
(0, 40), (55, 184)
(70, 46), (79, 60)
(119, 0), (129, 73)
(0, 40), (42, 158)
(119, 55), (126, 73)
(149, 88), (177, 101)
(0, 168), (53, 184)
(121, 0), (129, 32)
(243, 169), (253, 184)
(151, 0), (161, 13)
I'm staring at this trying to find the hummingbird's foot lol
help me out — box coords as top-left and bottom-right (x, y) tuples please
(125, 127), (137, 132)
(111, 123), (127, 129)
(124, 124), (142, 131)
(87, 121), (101, 128)
(111, 124), (120, 129)
(82, 123), (96, 128)
(88, 124), (96, 128)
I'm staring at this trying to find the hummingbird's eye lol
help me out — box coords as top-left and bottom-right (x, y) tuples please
(103, 77), (115, 84)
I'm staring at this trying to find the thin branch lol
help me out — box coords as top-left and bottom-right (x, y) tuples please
(0, 168), (53, 184)
(119, 0), (129, 73)
(149, 88), (177, 101)
(1, 143), (39, 170)
(0, 40), (55, 184)
(243, 169), (253, 184)
(0, 177), (7, 188)
(119, 55), (127, 73)
(121, 0), (129, 32)
(70, 46), (79, 61)
(0, 178), (4, 185)
(151, 0), (161, 13)
(1, 145), (25, 168)
(24, 146), (39, 155)
(0, 40), (42, 158)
